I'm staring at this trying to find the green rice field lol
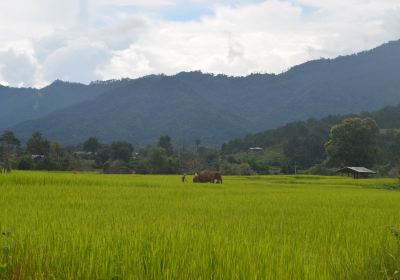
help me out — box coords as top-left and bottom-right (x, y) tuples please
(1, 171), (400, 279)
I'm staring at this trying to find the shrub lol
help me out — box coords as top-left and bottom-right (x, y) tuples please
(307, 164), (336, 176)
(17, 156), (34, 170)
(221, 162), (255, 176)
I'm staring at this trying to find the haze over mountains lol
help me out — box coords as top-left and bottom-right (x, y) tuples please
(2, 39), (400, 146)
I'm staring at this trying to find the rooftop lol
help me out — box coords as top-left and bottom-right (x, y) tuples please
(336, 167), (377, 174)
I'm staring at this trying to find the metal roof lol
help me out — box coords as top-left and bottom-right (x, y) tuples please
(336, 167), (377, 174)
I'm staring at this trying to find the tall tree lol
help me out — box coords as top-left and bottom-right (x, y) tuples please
(83, 137), (101, 154)
(195, 139), (201, 153)
(0, 130), (20, 172)
(325, 117), (379, 167)
(27, 132), (50, 156)
(49, 142), (66, 170)
(110, 142), (133, 162)
(95, 145), (111, 167)
(148, 147), (178, 174)
(158, 135), (173, 157)
(283, 135), (325, 167)
(148, 147), (169, 174)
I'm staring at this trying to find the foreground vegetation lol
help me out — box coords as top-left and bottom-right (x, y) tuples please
(1, 172), (400, 279)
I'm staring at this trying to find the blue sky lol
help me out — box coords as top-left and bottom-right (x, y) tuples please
(158, 0), (267, 21)
(95, 0), (318, 23)
(96, 0), (269, 23)
(0, 0), (399, 87)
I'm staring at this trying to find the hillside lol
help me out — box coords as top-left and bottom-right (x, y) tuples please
(12, 77), (252, 145)
(0, 80), (128, 130)
(223, 103), (400, 154)
(4, 39), (400, 145)
(221, 104), (400, 171)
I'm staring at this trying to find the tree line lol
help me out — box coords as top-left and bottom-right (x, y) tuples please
(223, 114), (400, 176)
(0, 132), (223, 174)
(1, 113), (399, 176)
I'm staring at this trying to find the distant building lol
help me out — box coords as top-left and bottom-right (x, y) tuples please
(31, 155), (45, 160)
(336, 167), (377, 179)
(73, 151), (93, 156)
(248, 147), (264, 153)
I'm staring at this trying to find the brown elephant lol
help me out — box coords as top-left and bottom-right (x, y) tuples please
(193, 170), (223, 184)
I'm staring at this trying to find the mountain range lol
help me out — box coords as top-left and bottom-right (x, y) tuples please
(2, 39), (400, 146)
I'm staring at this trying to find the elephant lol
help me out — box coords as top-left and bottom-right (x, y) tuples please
(193, 170), (223, 184)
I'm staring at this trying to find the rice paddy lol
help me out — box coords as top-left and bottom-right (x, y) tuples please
(0, 171), (400, 279)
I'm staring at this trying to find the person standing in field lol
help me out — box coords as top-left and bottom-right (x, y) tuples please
(193, 172), (199, 183)
(182, 173), (187, 183)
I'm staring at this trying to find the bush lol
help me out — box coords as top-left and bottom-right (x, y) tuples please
(221, 162), (255, 176)
(103, 160), (133, 174)
(17, 156), (34, 170)
(306, 165), (336, 176)
(248, 160), (270, 175)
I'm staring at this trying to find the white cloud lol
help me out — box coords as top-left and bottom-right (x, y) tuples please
(0, 0), (400, 87)
(41, 39), (111, 83)
(0, 49), (37, 87)
(97, 46), (154, 79)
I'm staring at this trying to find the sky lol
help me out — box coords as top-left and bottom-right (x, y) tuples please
(0, 0), (400, 87)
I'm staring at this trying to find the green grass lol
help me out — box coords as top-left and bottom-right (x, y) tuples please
(1, 171), (400, 279)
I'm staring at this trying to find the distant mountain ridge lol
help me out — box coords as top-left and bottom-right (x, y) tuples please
(2, 39), (400, 145)
(0, 79), (130, 129)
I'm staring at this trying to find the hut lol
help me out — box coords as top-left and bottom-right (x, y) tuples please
(336, 167), (377, 179)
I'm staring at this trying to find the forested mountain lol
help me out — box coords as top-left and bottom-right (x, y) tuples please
(11, 76), (251, 145)
(223, 103), (400, 154)
(3, 39), (400, 145)
(0, 80), (128, 130)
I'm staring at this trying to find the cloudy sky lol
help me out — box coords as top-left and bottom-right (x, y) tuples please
(0, 0), (399, 87)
